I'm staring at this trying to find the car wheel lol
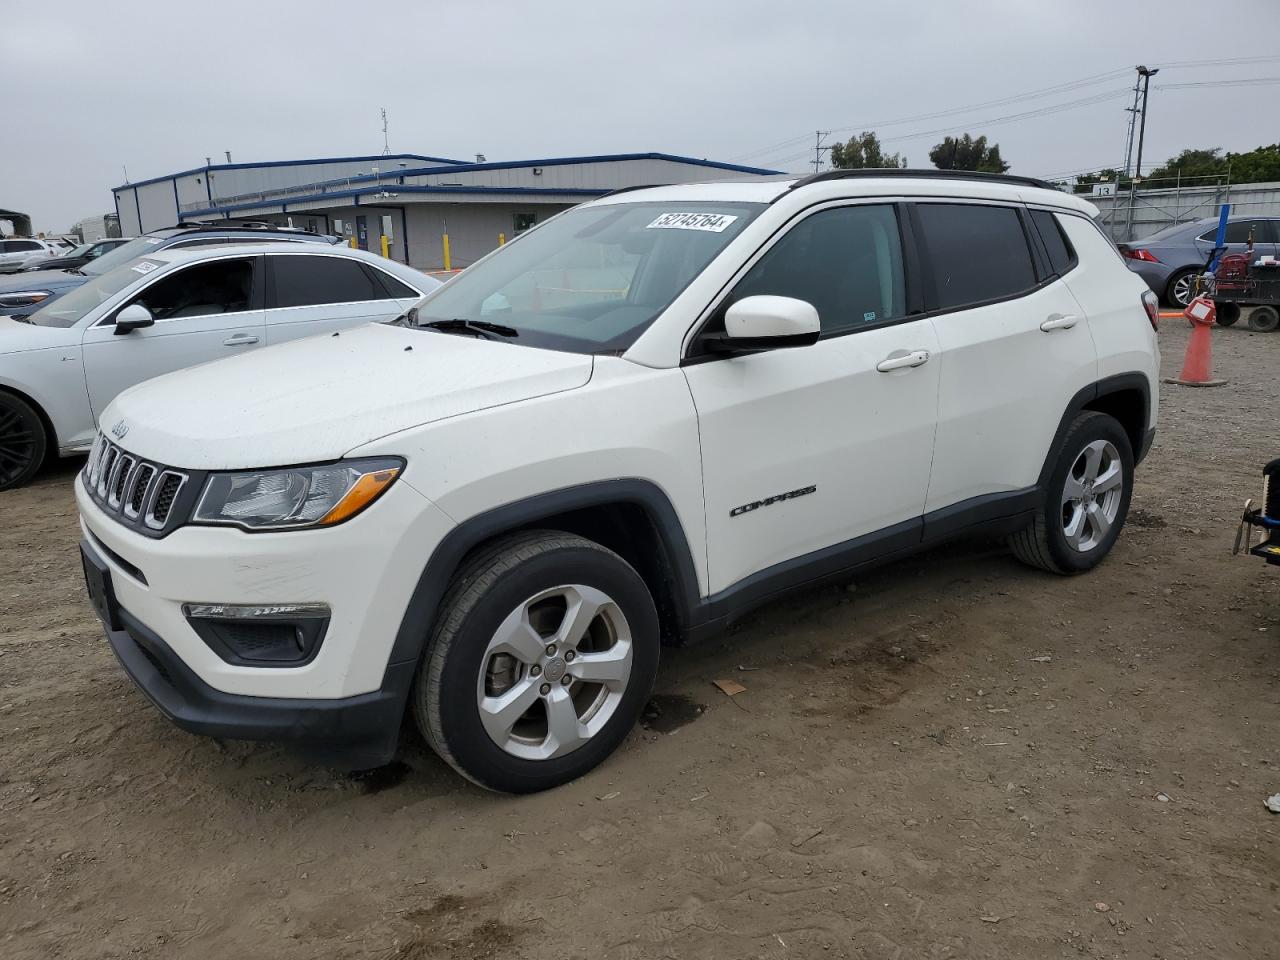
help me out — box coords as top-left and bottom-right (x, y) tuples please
(1247, 305), (1280, 333)
(1009, 412), (1134, 575)
(1214, 302), (1240, 327)
(1166, 269), (1197, 308)
(0, 392), (47, 492)
(413, 531), (660, 793)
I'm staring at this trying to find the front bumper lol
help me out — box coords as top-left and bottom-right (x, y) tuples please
(99, 562), (414, 767)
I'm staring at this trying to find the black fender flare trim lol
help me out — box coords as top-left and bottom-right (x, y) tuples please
(1037, 372), (1153, 488)
(383, 478), (703, 675)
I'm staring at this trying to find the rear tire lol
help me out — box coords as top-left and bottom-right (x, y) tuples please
(1247, 305), (1280, 333)
(1009, 412), (1134, 575)
(1166, 269), (1197, 308)
(412, 531), (660, 793)
(1214, 301), (1240, 327)
(0, 392), (47, 492)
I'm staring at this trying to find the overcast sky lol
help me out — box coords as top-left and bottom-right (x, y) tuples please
(3, 0), (1277, 232)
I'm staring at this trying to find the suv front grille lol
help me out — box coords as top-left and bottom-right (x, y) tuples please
(83, 434), (191, 536)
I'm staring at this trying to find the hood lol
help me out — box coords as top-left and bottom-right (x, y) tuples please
(104, 323), (595, 469)
(0, 268), (86, 294)
(0, 315), (75, 353)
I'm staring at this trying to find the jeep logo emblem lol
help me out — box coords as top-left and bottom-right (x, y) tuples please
(110, 420), (129, 440)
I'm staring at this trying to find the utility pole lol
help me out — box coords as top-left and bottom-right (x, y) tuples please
(1124, 65), (1158, 242)
(1121, 73), (1142, 178)
(812, 131), (832, 173)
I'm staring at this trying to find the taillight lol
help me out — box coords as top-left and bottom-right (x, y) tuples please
(1141, 290), (1160, 330)
(1121, 247), (1161, 263)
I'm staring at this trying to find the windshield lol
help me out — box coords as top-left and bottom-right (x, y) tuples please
(61, 243), (93, 258)
(413, 201), (762, 353)
(83, 235), (171, 276)
(27, 259), (164, 327)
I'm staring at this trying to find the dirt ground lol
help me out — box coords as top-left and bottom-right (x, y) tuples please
(2, 319), (1278, 960)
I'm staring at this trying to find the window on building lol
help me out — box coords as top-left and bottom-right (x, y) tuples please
(729, 204), (906, 334)
(513, 212), (537, 233)
(269, 255), (382, 308)
(915, 203), (1036, 310)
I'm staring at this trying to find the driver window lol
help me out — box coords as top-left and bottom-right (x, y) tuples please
(729, 204), (906, 335)
(128, 258), (254, 321)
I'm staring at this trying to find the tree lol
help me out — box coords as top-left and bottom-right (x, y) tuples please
(1144, 144), (1280, 187)
(928, 134), (1009, 173)
(829, 131), (906, 169)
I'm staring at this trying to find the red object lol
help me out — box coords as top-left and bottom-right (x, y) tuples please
(1141, 292), (1160, 330)
(1122, 247), (1161, 263)
(1177, 296), (1217, 383)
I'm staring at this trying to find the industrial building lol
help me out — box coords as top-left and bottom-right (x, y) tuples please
(112, 152), (781, 270)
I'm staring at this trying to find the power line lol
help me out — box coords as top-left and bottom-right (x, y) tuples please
(875, 88), (1131, 145)
(1155, 54), (1280, 69)
(1157, 76), (1280, 89)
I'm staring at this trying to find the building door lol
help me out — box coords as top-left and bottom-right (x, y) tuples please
(355, 215), (369, 250)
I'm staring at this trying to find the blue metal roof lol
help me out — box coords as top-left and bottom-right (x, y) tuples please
(114, 152), (781, 195)
(112, 153), (465, 192)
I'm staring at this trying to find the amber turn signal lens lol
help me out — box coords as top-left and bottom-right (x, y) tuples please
(318, 467), (401, 526)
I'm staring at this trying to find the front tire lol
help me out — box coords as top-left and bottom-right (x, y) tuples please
(0, 392), (47, 492)
(1009, 412), (1134, 575)
(413, 531), (660, 793)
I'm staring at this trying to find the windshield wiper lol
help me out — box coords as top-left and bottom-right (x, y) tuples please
(61, 268), (85, 276)
(421, 318), (519, 339)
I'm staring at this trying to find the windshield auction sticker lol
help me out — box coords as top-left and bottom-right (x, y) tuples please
(646, 212), (739, 233)
(130, 260), (162, 275)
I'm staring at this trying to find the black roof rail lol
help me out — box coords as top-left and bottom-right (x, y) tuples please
(168, 220), (310, 232)
(593, 184), (661, 200)
(788, 168), (1060, 192)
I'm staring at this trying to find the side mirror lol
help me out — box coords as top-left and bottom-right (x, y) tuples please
(706, 295), (821, 355)
(114, 303), (154, 335)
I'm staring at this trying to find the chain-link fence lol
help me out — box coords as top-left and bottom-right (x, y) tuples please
(1075, 175), (1280, 243)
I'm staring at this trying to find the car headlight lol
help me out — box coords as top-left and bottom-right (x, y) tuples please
(193, 458), (403, 531)
(0, 290), (52, 309)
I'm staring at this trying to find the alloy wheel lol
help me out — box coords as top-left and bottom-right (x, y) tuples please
(0, 405), (37, 488)
(475, 584), (633, 760)
(1060, 439), (1124, 552)
(1171, 273), (1194, 307)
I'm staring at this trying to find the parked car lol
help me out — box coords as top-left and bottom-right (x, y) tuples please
(19, 237), (133, 273)
(1118, 216), (1280, 307)
(75, 170), (1159, 791)
(0, 220), (340, 315)
(0, 237), (66, 274)
(0, 244), (436, 489)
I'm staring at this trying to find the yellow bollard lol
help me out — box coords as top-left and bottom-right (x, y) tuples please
(442, 233), (451, 271)
(349, 236), (357, 249)
(380, 234), (389, 258)
(498, 232), (506, 246)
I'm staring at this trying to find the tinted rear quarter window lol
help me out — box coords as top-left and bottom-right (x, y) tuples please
(916, 203), (1036, 310)
(370, 269), (420, 299)
(1030, 209), (1077, 275)
(270, 255), (382, 308)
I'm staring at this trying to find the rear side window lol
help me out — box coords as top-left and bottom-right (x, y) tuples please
(730, 204), (906, 334)
(269, 255), (382, 308)
(1029, 209), (1077, 276)
(915, 203), (1036, 310)
(3, 240), (41, 252)
(370, 269), (420, 299)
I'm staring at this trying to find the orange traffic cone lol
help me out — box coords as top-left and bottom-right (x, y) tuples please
(1164, 296), (1226, 387)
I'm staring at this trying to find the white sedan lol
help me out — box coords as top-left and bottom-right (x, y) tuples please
(0, 244), (438, 490)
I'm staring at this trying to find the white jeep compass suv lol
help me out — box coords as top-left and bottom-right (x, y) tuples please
(76, 170), (1160, 792)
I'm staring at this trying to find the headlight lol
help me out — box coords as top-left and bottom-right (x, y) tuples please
(193, 458), (403, 531)
(0, 290), (52, 308)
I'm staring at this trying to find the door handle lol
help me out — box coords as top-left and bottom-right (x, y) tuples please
(1040, 313), (1079, 332)
(876, 349), (930, 373)
(223, 335), (260, 346)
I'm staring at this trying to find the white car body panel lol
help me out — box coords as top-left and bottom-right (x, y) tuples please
(107, 324), (593, 469)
